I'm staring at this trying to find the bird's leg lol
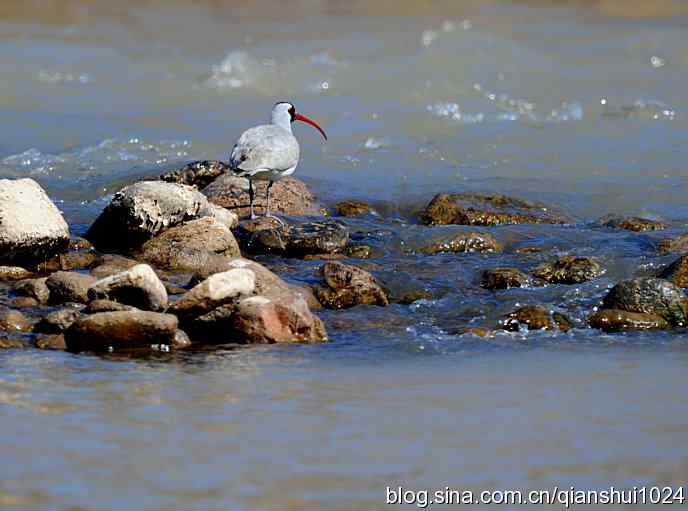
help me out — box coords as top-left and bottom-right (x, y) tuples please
(265, 180), (286, 227)
(248, 179), (256, 219)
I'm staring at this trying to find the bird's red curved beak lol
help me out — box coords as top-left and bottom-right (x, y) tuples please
(295, 113), (328, 141)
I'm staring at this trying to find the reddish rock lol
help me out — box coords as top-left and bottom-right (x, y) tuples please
(314, 261), (389, 309)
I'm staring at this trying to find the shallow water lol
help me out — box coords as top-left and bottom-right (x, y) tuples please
(1, 1), (688, 509)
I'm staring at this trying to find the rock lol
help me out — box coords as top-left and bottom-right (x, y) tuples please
(0, 336), (25, 349)
(420, 192), (569, 226)
(65, 311), (179, 352)
(202, 175), (320, 218)
(46, 271), (97, 304)
(532, 255), (603, 284)
(13, 277), (50, 304)
(459, 327), (492, 337)
(159, 160), (228, 188)
(0, 308), (33, 332)
(12, 297), (39, 308)
(90, 254), (140, 279)
(344, 245), (372, 259)
(0, 266), (32, 281)
(34, 309), (81, 334)
(34, 334), (66, 350)
(314, 262), (389, 309)
(501, 305), (571, 332)
(601, 278), (688, 326)
(515, 245), (543, 254)
(335, 200), (370, 217)
(657, 233), (688, 254)
(84, 299), (138, 313)
(88, 264), (168, 311)
(173, 329), (192, 349)
(481, 268), (538, 290)
(657, 255), (688, 288)
(419, 231), (502, 254)
(230, 294), (327, 344)
(589, 309), (668, 332)
(138, 217), (240, 272)
(69, 237), (94, 251)
(204, 203), (239, 230)
(243, 220), (349, 257)
(169, 268), (255, 319)
(0, 178), (70, 264)
(598, 214), (666, 232)
(35, 251), (98, 273)
(86, 181), (209, 251)
(396, 289), (433, 304)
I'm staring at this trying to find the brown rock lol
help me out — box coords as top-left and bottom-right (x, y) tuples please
(34, 333), (66, 350)
(314, 262), (389, 309)
(45, 271), (97, 304)
(481, 268), (537, 290)
(589, 309), (668, 332)
(532, 255), (603, 284)
(657, 255), (688, 288)
(599, 214), (666, 232)
(501, 305), (571, 332)
(243, 220), (349, 257)
(601, 278), (687, 326)
(421, 192), (569, 226)
(89, 254), (140, 279)
(65, 311), (179, 352)
(0, 266), (32, 281)
(88, 264), (168, 311)
(138, 217), (240, 272)
(657, 233), (688, 254)
(344, 245), (372, 259)
(0, 336), (25, 349)
(335, 200), (370, 217)
(84, 299), (138, 313)
(0, 308), (33, 332)
(160, 160), (228, 188)
(12, 297), (39, 308)
(203, 175), (319, 218)
(419, 231), (502, 254)
(35, 251), (97, 273)
(33, 308), (81, 334)
(13, 277), (50, 304)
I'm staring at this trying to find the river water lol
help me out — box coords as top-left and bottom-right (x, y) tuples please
(1, 1), (688, 509)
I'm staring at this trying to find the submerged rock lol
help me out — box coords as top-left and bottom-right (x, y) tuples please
(203, 175), (319, 218)
(657, 255), (688, 288)
(598, 214), (666, 232)
(0, 178), (69, 264)
(13, 277), (50, 304)
(335, 200), (371, 217)
(243, 219), (349, 257)
(314, 261), (389, 309)
(86, 181), (209, 251)
(532, 255), (603, 284)
(657, 233), (688, 254)
(34, 308), (81, 334)
(65, 311), (180, 352)
(88, 264), (168, 311)
(344, 245), (373, 259)
(45, 271), (97, 304)
(601, 278), (687, 326)
(421, 192), (569, 226)
(501, 305), (571, 332)
(160, 160), (228, 188)
(138, 216), (241, 272)
(419, 231), (502, 254)
(588, 309), (668, 332)
(481, 268), (538, 290)
(169, 268), (255, 319)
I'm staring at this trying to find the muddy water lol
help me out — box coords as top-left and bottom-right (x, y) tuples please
(1, 1), (688, 509)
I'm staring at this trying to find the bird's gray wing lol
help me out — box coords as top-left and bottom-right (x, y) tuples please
(229, 125), (299, 174)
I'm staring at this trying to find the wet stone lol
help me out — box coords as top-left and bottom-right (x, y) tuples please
(0, 266), (32, 281)
(89, 254), (140, 279)
(421, 192), (569, 226)
(657, 233), (688, 254)
(12, 297), (39, 308)
(45, 271), (97, 305)
(598, 214), (666, 232)
(314, 261), (389, 309)
(34, 309), (81, 334)
(159, 160), (228, 188)
(589, 309), (668, 332)
(34, 333), (67, 350)
(657, 254), (688, 288)
(0, 308), (33, 332)
(335, 200), (371, 217)
(0, 336), (25, 349)
(419, 231), (502, 254)
(88, 264), (168, 311)
(344, 245), (372, 259)
(481, 268), (537, 290)
(14, 277), (50, 304)
(501, 305), (571, 332)
(84, 299), (138, 314)
(203, 175), (319, 218)
(532, 255), (603, 284)
(601, 277), (688, 326)
(35, 251), (98, 273)
(244, 220), (349, 257)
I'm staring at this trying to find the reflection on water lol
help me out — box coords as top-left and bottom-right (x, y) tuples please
(1, 1), (688, 509)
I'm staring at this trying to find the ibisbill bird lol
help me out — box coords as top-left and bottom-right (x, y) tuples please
(229, 101), (328, 221)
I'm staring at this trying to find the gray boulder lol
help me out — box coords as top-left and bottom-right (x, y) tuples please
(88, 264), (168, 311)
